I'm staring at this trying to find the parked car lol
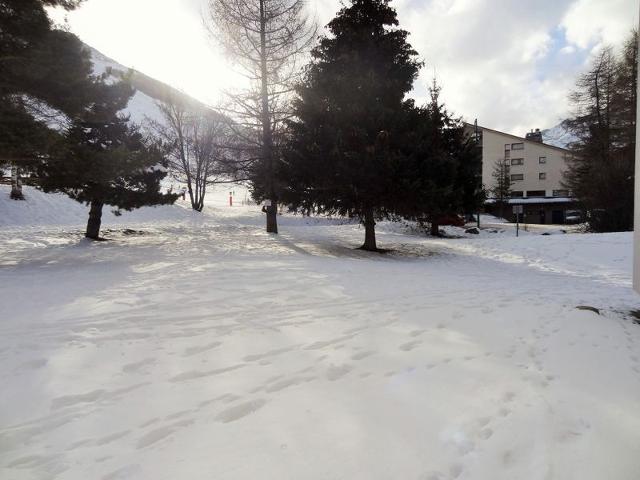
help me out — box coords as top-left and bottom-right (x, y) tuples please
(564, 210), (583, 224)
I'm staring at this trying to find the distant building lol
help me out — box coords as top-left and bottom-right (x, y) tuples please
(465, 123), (577, 224)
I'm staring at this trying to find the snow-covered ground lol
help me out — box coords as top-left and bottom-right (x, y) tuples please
(1, 186), (639, 480)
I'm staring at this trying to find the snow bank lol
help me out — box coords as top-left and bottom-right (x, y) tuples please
(0, 185), (198, 229)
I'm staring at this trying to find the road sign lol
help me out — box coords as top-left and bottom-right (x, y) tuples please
(513, 205), (523, 214)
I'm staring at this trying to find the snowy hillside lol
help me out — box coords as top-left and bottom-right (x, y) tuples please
(88, 47), (163, 126)
(1, 192), (639, 480)
(87, 45), (211, 129)
(542, 123), (577, 149)
(0, 185), (201, 228)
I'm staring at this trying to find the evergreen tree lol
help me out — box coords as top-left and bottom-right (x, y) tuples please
(39, 78), (176, 239)
(1, 0), (92, 199)
(398, 81), (483, 235)
(563, 30), (637, 232)
(279, 0), (421, 251)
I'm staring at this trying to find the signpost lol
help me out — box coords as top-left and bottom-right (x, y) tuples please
(513, 205), (523, 237)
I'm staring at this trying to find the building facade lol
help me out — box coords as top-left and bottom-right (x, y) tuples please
(466, 124), (576, 224)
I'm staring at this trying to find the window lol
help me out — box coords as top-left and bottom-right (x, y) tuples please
(505, 144), (511, 151)
(505, 150), (511, 159)
(511, 191), (524, 197)
(553, 189), (569, 197)
(539, 156), (546, 164)
(511, 158), (524, 166)
(539, 172), (546, 180)
(526, 190), (546, 197)
(511, 174), (524, 181)
(511, 143), (524, 150)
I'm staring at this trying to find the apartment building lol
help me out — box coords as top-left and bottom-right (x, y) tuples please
(466, 123), (576, 224)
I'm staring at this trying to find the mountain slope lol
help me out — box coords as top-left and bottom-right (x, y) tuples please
(86, 44), (212, 127)
(542, 123), (577, 149)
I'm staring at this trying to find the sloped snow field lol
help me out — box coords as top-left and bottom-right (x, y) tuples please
(1, 186), (639, 480)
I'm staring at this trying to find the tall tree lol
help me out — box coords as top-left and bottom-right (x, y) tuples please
(491, 159), (512, 219)
(153, 97), (233, 212)
(399, 81), (483, 236)
(278, 0), (421, 251)
(39, 77), (176, 239)
(207, 0), (316, 233)
(1, 0), (91, 199)
(563, 31), (637, 232)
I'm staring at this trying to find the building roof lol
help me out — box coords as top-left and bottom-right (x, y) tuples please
(485, 197), (575, 205)
(464, 122), (571, 154)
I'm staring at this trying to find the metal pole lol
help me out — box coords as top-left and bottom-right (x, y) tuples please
(634, 6), (640, 293)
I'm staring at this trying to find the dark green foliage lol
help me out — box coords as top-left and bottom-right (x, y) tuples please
(1, 0), (92, 170)
(563, 30), (637, 232)
(279, 1), (482, 247)
(278, 0), (422, 250)
(39, 78), (177, 239)
(396, 83), (483, 232)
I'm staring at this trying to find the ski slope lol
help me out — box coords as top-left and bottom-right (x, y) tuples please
(1, 188), (639, 480)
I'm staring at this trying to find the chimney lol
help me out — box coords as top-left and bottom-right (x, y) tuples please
(525, 128), (543, 143)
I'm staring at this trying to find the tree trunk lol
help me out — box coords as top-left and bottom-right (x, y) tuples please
(259, 0), (277, 235)
(10, 165), (24, 200)
(361, 208), (377, 251)
(430, 220), (440, 237)
(266, 202), (278, 233)
(86, 200), (104, 240)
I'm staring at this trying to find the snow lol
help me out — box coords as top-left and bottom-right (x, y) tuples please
(542, 124), (577, 149)
(87, 46), (165, 128)
(485, 197), (574, 205)
(1, 186), (640, 480)
(0, 185), (198, 229)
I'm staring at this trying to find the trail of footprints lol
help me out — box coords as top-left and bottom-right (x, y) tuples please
(13, 311), (635, 477)
(422, 391), (518, 480)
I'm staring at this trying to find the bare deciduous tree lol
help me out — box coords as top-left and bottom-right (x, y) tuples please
(152, 97), (232, 212)
(207, 0), (316, 233)
(491, 159), (513, 219)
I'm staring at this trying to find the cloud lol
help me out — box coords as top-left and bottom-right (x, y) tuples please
(562, 0), (638, 51)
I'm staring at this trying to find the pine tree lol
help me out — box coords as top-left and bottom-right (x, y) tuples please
(279, 0), (421, 251)
(39, 78), (177, 239)
(563, 31), (637, 232)
(400, 81), (483, 235)
(1, 0), (92, 199)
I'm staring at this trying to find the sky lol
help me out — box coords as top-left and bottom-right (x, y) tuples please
(49, 0), (639, 135)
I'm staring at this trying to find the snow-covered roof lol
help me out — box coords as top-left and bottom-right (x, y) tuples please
(485, 197), (575, 205)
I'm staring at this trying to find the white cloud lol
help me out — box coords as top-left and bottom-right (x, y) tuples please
(50, 0), (640, 134)
(562, 0), (638, 51)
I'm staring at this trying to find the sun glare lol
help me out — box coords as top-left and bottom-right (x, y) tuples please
(49, 0), (244, 106)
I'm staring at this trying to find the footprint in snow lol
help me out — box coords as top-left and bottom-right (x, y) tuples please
(136, 419), (194, 449)
(399, 340), (421, 351)
(351, 350), (374, 361)
(479, 427), (493, 440)
(326, 364), (353, 381)
(216, 399), (267, 423)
